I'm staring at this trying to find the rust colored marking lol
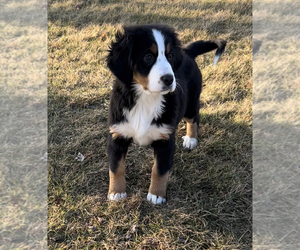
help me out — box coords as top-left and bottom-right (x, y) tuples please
(109, 126), (123, 140)
(108, 155), (126, 195)
(133, 66), (149, 90)
(112, 132), (122, 139)
(148, 159), (169, 198)
(160, 133), (170, 140)
(150, 44), (158, 54)
(183, 117), (198, 138)
(166, 43), (171, 54)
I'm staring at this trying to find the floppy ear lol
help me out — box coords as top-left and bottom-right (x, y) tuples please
(107, 30), (133, 84)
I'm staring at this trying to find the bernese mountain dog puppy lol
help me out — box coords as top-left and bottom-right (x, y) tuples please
(106, 24), (226, 204)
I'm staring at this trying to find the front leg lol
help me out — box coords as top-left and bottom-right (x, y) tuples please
(182, 116), (199, 149)
(148, 136), (175, 204)
(107, 136), (131, 201)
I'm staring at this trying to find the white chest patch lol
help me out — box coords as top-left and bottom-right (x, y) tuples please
(110, 87), (172, 146)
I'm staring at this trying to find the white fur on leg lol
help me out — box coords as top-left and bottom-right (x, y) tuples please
(182, 136), (198, 149)
(107, 192), (127, 201)
(147, 193), (166, 204)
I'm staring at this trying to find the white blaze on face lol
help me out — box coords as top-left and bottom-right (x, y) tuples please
(148, 29), (176, 93)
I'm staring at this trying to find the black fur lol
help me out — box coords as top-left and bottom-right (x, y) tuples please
(107, 24), (226, 177)
(107, 136), (132, 173)
(107, 30), (134, 84)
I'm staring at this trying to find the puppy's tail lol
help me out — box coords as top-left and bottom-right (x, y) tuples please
(183, 39), (226, 66)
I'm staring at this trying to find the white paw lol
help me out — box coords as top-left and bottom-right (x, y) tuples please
(107, 192), (127, 201)
(147, 193), (166, 204)
(182, 136), (198, 149)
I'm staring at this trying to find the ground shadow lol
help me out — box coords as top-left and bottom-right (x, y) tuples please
(48, 88), (252, 246)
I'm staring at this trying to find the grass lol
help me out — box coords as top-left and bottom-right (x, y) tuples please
(48, 0), (252, 249)
(0, 0), (47, 249)
(253, 0), (300, 249)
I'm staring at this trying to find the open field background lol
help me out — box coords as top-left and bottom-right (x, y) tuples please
(0, 0), (47, 249)
(253, 0), (300, 249)
(48, 0), (252, 249)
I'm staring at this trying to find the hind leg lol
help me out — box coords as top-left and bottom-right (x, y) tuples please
(182, 114), (199, 149)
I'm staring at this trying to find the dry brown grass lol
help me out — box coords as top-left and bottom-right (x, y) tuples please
(48, 0), (252, 249)
(253, 0), (300, 249)
(0, 0), (47, 249)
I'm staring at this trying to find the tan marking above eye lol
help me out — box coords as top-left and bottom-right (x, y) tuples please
(150, 44), (158, 54)
(166, 43), (171, 54)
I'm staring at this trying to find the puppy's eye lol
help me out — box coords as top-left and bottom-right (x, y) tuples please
(167, 52), (173, 61)
(144, 54), (154, 63)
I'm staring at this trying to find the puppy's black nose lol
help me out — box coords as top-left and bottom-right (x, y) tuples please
(161, 74), (174, 87)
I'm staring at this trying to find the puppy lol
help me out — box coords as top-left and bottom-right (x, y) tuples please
(106, 24), (226, 204)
